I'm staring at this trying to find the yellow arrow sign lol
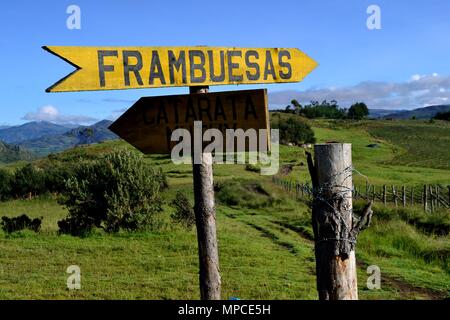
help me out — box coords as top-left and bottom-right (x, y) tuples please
(43, 46), (317, 92)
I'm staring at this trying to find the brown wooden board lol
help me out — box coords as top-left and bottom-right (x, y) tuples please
(109, 89), (269, 154)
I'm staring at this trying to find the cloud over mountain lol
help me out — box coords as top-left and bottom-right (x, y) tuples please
(22, 105), (97, 125)
(269, 74), (450, 110)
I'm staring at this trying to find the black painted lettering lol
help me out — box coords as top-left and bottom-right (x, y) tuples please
(278, 50), (292, 79)
(185, 97), (198, 121)
(245, 95), (258, 120)
(245, 50), (260, 81)
(197, 97), (212, 121)
(156, 100), (168, 124)
(227, 96), (237, 121)
(227, 50), (243, 82)
(208, 50), (225, 82)
(214, 96), (226, 121)
(123, 50), (143, 86)
(168, 50), (187, 84)
(98, 50), (118, 87)
(264, 50), (276, 80)
(189, 50), (206, 83)
(149, 50), (166, 85)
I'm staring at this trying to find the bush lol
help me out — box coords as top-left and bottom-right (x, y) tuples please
(1, 214), (43, 233)
(170, 191), (195, 230)
(271, 116), (315, 145)
(11, 164), (46, 198)
(348, 102), (369, 120)
(245, 163), (261, 173)
(0, 169), (13, 201)
(58, 150), (165, 235)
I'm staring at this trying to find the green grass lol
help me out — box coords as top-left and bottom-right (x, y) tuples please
(0, 118), (449, 299)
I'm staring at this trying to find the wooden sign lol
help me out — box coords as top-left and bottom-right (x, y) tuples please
(109, 89), (269, 154)
(43, 46), (317, 92)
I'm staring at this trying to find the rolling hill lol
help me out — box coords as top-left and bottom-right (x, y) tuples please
(0, 121), (71, 144)
(383, 104), (450, 119)
(19, 120), (118, 156)
(0, 140), (35, 163)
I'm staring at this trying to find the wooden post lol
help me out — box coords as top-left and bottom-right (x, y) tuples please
(392, 185), (398, 208)
(190, 85), (221, 300)
(429, 185), (434, 213)
(410, 187), (414, 206)
(402, 186), (406, 207)
(306, 144), (373, 300)
(424, 185), (428, 212)
(383, 185), (387, 206)
(435, 185), (440, 208)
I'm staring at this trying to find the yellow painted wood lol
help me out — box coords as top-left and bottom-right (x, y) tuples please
(43, 46), (318, 92)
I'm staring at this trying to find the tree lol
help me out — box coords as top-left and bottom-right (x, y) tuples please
(433, 111), (450, 121)
(11, 164), (46, 198)
(0, 169), (12, 201)
(348, 102), (369, 120)
(58, 150), (166, 235)
(272, 116), (316, 145)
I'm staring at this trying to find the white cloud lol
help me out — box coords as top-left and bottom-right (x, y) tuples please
(22, 105), (97, 124)
(269, 74), (450, 110)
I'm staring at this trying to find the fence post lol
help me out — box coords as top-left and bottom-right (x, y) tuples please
(402, 186), (406, 207)
(410, 187), (414, 206)
(383, 185), (387, 206)
(306, 144), (372, 300)
(392, 185), (397, 208)
(435, 185), (440, 208)
(424, 185), (428, 212)
(429, 185), (434, 212)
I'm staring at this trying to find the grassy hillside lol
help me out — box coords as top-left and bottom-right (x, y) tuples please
(0, 118), (448, 299)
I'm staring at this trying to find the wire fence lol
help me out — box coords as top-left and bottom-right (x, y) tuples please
(271, 176), (450, 212)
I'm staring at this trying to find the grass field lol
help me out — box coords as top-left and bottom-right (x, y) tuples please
(0, 118), (449, 299)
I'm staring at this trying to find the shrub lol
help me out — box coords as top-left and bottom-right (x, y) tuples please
(245, 163), (261, 173)
(271, 116), (316, 145)
(11, 164), (46, 198)
(58, 150), (165, 235)
(170, 191), (195, 230)
(347, 102), (369, 120)
(0, 169), (13, 201)
(1, 214), (43, 233)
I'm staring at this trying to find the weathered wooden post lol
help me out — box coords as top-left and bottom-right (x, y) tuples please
(190, 85), (221, 300)
(392, 185), (398, 208)
(402, 186), (406, 207)
(429, 185), (434, 212)
(424, 185), (428, 212)
(383, 185), (387, 206)
(410, 187), (414, 206)
(306, 143), (373, 300)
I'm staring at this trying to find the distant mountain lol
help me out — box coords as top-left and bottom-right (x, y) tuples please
(19, 120), (118, 156)
(369, 109), (407, 119)
(0, 121), (71, 144)
(383, 105), (450, 120)
(0, 125), (11, 130)
(0, 140), (35, 163)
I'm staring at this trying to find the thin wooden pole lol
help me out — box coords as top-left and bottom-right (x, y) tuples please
(190, 85), (221, 300)
(402, 186), (406, 207)
(424, 185), (428, 212)
(392, 185), (397, 208)
(410, 187), (414, 206)
(383, 185), (387, 206)
(429, 185), (434, 213)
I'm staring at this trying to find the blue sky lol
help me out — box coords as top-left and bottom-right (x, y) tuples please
(1, 0), (450, 125)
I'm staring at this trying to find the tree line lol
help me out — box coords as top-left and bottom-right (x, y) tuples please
(276, 100), (369, 120)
